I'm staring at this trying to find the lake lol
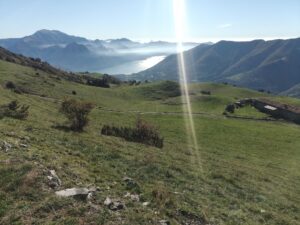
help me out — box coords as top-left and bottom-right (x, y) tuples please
(99, 55), (166, 75)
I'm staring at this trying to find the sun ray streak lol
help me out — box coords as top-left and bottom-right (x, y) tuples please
(173, 0), (203, 172)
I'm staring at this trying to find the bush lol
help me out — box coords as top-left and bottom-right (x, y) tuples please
(128, 80), (137, 86)
(5, 81), (16, 89)
(60, 99), (94, 132)
(0, 100), (29, 120)
(4, 81), (24, 94)
(102, 74), (121, 85)
(101, 118), (164, 148)
(225, 104), (235, 113)
(13, 87), (23, 94)
(151, 183), (175, 209)
(86, 77), (110, 88)
(200, 90), (211, 95)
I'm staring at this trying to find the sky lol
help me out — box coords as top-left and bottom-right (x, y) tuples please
(0, 0), (299, 42)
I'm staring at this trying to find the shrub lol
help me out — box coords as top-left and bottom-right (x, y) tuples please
(225, 104), (235, 113)
(101, 117), (164, 148)
(86, 77), (110, 88)
(200, 90), (211, 95)
(72, 90), (77, 95)
(129, 80), (137, 86)
(151, 183), (175, 209)
(4, 81), (25, 94)
(60, 99), (94, 131)
(5, 81), (16, 89)
(102, 74), (121, 85)
(13, 87), (23, 94)
(0, 100), (29, 120)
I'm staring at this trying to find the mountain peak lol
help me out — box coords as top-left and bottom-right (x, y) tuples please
(22, 29), (88, 46)
(33, 29), (67, 36)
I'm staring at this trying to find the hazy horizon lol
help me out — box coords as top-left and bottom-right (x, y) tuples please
(0, 0), (299, 42)
(1, 28), (299, 44)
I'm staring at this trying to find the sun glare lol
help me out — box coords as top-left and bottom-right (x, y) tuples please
(173, 0), (202, 172)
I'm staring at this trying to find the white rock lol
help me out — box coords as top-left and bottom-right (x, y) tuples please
(159, 220), (170, 225)
(130, 194), (140, 202)
(47, 169), (62, 189)
(142, 201), (150, 206)
(104, 197), (112, 206)
(104, 197), (125, 211)
(1, 141), (12, 152)
(19, 143), (28, 148)
(49, 170), (62, 186)
(55, 188), (90, 197)
(124, 192), (140, 202)
(124, 192), (131, 198)
(87, 192), (93, 200)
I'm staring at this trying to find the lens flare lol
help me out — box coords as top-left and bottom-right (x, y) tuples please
(173, 0), (202, 171)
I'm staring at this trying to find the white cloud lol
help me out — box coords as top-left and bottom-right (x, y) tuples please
(218, 23), (233, 29)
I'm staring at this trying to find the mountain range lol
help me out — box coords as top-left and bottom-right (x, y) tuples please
(1, 30), (300, 96)
(0, 30), (198, 72)
(134, 38), (300, 95)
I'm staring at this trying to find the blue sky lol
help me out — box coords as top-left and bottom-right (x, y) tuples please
(0, 0), (299, 42)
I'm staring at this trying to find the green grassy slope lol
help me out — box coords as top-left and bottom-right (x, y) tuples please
(0, 60), (300, 225)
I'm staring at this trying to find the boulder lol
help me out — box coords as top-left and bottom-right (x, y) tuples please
(142, 201), (150, 206)
(55, 188), (91, 199)
(47, 170), (62, 189)
(142, 202), (150, 206)
(19, 143), (28, 148)
(124, 192), (140, 202)
(1, 141), (12, 152)
(159, 220), (170, 225)
(104, 197), (125, 211)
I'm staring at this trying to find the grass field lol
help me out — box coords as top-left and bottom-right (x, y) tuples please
(0, 59), (300, 225)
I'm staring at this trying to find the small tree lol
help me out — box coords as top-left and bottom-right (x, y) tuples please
(60, 99), (94, 131)
(0, 100), (29, 120)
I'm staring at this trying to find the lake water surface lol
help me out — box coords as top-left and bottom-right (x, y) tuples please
(100, 55), (166, 75)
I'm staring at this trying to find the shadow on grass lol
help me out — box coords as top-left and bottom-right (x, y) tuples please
(51, 124), (73, 132)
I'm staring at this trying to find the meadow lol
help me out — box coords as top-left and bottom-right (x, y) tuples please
(0, 60), (299, 225)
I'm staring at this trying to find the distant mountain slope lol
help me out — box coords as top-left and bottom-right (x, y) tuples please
(0, 46), (69, 76)
(135, 38), (300, 94)
(0, 30), (88, 49)
(0, 30), (199, 73)
(281, 83), (300, 97)
(0, 46), (121, 88)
